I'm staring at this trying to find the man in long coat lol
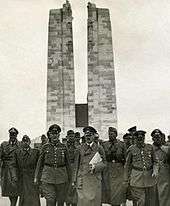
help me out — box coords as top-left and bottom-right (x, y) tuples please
(72, 126), (106, 206)
(124, 130), (159, 206)
(102, 127), (126, 206)
(0, 127), (20, 206)
(14, 135), (40, 206)
(152, 129), (170, 206)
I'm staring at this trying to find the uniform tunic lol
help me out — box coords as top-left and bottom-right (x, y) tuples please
(14, 147), (40, 206)
(124, 144), (159, 206)
(102, 140), (126, 205)
(66, 141), (78, 204)
(153, 144), (170, 206)
(73, 142), (106, 206)
(0, 140), (20, 197)
(34, 142), (71, 202)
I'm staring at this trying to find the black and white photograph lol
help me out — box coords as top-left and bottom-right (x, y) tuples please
(1, 0), (170, 205)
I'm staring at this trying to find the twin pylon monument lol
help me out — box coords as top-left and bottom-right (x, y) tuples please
(47, 1), (117, 139)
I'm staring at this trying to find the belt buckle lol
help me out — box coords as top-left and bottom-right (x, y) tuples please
(112, 160), (115, 163)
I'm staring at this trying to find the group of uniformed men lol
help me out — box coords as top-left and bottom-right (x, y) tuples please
(0, 125), (170, 206)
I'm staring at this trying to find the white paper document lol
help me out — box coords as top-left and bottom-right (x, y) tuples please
(89, 152), (102, 166)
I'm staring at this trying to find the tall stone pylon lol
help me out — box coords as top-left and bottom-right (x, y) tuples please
(47, 0), (75, 133)
(87, 2), (117, 138)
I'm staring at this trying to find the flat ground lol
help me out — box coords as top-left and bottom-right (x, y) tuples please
(0, 187), (132, 206)
(0, 197), (132, 206)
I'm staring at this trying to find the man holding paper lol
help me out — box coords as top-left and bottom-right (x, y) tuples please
(72, 126), (106, 206)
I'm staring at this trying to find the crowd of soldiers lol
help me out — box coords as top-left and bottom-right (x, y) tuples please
(0, 125), (170, 206)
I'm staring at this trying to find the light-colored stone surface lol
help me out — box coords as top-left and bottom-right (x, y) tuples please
(47, 1), (75, 134)
(87, 3), (117, 139)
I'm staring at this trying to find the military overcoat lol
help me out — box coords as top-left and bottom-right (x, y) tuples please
(73, 142), (106, 206)
(102, 140), (126, 205)
(13, 147), (40, 206)
(0, 140), (20, 197)
(153, 144), (170, 206)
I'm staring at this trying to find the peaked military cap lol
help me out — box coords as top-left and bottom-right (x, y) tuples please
(62, 137), (67, 142)
(151, 129), (162, 137)
(41, 134), (47, 139)
(83, 126), (97, 134)
(128, 126), (137, 133)
(75, 132), (80, 138)
(134, 130), (146, 137)
(9, 127), (18, 135)
(108, 127), (117, 135)
(67, 130), (74, 136)
(48, 124), (61, 133)
(22, 135), (30, 142)
(123, 133), (132, 139)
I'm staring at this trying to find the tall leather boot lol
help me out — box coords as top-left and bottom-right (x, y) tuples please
(9, 196), (18, 206)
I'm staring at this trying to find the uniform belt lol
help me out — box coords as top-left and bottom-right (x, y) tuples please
(108, 160), (123, 164)
(44, 163), (66, 168)
(132, 165), (153, 171)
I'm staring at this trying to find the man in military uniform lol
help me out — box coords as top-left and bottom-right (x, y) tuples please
(34, 124), (71, 206)
(0, 127), (20, 206)
(74, 132), (81, 147)
(124, 130), (159, 206)
(41, 134), (48, 146)
(72, 126), (106, 206)
(66, 131), (76, 160)
(127, 126), (137, 145)
(81, 135), (86, 144)
(152, 129), (170, 206)
(122, 133), (134, 205)
(14, 135), (40, 206)
(62, 138), (68, 145)
(66, 130), (77, 206)
(123, 133), (133, 151)
(102, 127), (126, 206)
(166, 135), (170, 145)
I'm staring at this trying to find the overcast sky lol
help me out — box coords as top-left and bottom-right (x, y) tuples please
(0, 0), (170, 141)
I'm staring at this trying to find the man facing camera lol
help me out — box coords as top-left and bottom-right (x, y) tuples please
(0, 127), (20, 206)
(14, 135), (40, 206)
(34, 124), (71, 206)
(72, 126), (106, 206)
(124, 130), (159, 206)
